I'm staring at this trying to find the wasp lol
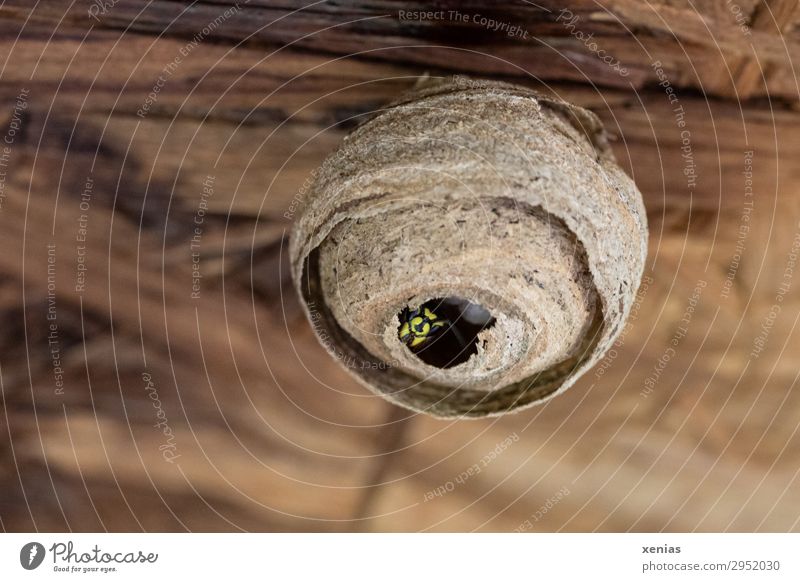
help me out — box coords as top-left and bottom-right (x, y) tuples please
(398, 306), (449, 349)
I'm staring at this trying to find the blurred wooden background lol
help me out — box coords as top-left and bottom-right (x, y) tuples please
(2, 0), (800, 531)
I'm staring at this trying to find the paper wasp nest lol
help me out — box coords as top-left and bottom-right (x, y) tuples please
(290, 77), (648, 418)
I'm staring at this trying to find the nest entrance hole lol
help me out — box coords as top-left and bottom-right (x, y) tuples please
(398, 297), (496, 369)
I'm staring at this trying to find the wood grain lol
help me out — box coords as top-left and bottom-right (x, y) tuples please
(1, 0), (799, 532)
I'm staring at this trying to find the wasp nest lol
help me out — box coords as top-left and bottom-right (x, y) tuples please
(290, 77), (647, 418)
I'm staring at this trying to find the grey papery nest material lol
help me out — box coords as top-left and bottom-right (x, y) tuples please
(290, 77), (648, 418)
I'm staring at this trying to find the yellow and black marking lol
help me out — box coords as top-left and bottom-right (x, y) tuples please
(398, 307), (448, 349)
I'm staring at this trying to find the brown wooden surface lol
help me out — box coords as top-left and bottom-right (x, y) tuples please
(1, 0), (800, 532)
